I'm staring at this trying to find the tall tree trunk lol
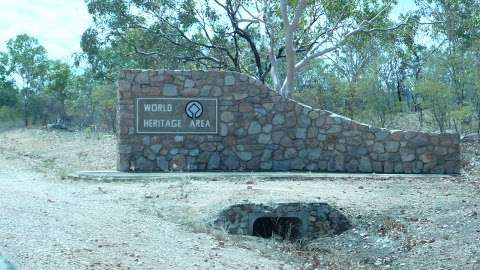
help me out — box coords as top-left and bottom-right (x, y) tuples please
(284, 29), (295, 98)
(23, 91), (28, 127)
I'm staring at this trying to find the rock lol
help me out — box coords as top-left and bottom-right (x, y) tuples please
(182, 87), (199, 96)
(211, 86), (222, 96)
(136, 157), (153, 171)
(220, 123), (229, 136)
(295, 128), (307, 139)
(355, 147), (368, 156)
(142, 136), (150, 145)
(419, 152), (435, 163)
(208, 153), (220, 169)
(298, 115), (310, 127)
(237, 151), (253, 161)
(390, 131), (404, 141)
(172, 155), (186, 170)
(248, 121), (262, 135)
(260, 161), (272, 170)
(272, 114), (285, 125)
(400, 148), (415, 162)
(385, 141), (400, 153)
(445, 161), (459, 174)
(375, 130), (389, 140)
(239, 102), (253, 112)
(220, 111), (235, 122)
(135, 71), (149, 83)
(307, 127), (318, 138)
(200, 143), (216, 151)
(118, 144), (132, 154)
(413, 134), (430, 146)
(383, 162), (394, 173)
(309, 111), (319, 119)
(272, 131), (285, 143)
(261, 150), (272, 161)
(150, 144), (162, 153)
(225, 75), (235, 86)
(234, 128), (246, 137)
(434, 146), (448, 155)
(233, 92), (248, 100)
(144, 148), (156, 160)
(184, 79), (195, 88)
(315, 116), (326, 127)
(335, 144), (346, 152)
(308, 148), (322, 160)
(163, 84), (177, 96)
(372, 161), (383, 172)
(157, 157), (168, 171)
(373, 142), (385, 153)
(258, 133), (271, 144)
(291, 158), (306, 170)
(224, 156), (239, 169)
(346, 159), (359, 172)
(284, 148), (298, 159)
(272, 160), (290, 171)
(262, 124), (272, 133)
(189, 149), (200, 156)
(326, 125), (342, 133)
(359, 157), (372, 172)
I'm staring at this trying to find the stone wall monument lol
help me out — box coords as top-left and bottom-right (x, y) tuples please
(117, 70), (460, 174)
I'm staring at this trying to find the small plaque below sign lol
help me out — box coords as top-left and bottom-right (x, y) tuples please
(136, 98), (218, 134)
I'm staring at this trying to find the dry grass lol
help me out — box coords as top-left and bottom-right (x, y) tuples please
(0, 128), (116, 177)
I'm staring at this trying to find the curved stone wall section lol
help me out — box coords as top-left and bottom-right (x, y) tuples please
(117, 70), (460, 174)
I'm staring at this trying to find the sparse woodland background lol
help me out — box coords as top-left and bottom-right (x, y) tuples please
(0, 0), (479, 134)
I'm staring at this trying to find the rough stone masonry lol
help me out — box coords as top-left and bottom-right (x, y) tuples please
(117, 69), (460, 174)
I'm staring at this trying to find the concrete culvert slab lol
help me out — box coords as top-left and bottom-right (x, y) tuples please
(214, 202), (351, 240)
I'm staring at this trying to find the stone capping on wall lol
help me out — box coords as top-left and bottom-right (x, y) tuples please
(117, 69), (461, 174)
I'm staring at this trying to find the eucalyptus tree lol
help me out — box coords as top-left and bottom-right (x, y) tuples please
(44, 61), (73, 123)
(414, 0), (480, 132)
(0, 52), (17, 109)
(6, 34), (48, 126)
(84, 0), (408, 97)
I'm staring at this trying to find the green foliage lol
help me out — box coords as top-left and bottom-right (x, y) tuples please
(45, 61), (71, 99)
(44, 61), (73, 121)
(0, 106), (20, 122)
(6, 34), (49, 126)
(7, 34), (48, 89)
(92, 81), (117, 132)
(0, 84), (18, 107)
(416, 80), (452, 133)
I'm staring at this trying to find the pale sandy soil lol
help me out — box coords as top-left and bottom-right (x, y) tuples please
(1, 128), (480, 270)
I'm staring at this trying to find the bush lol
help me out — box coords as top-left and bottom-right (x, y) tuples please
(0, 105), (21, 124)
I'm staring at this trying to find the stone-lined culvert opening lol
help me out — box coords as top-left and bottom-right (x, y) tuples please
(214, 202), (351, 240)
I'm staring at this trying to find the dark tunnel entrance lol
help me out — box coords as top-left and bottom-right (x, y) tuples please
(252, 217), (302, 240)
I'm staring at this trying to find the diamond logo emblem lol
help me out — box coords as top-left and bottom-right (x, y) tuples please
(185, 101), (203, 119)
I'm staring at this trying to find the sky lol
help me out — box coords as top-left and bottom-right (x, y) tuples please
(0, 0), (417, 62)
(0, 0), (91, 61)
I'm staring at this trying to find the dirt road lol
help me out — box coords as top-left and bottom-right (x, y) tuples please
(1, 129), (480, 269)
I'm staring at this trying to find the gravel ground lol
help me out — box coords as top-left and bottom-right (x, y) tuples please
(1, 128), (480, 270)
